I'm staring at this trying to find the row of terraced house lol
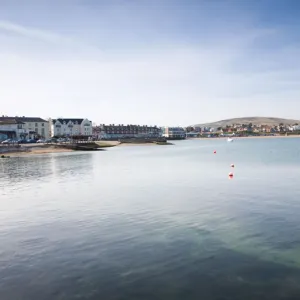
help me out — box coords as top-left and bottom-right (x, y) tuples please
(0, 116), (93, 141)
(93, 124), (161, 140)
(93, 124), (186, 140)
(0, 116), (187, 141)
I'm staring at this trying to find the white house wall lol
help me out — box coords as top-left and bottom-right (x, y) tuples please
(51, 119), (92, 137)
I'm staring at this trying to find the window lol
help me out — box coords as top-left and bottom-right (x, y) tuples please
(42, 123), (44, 127)
(35, 123), (38, 127)
(41, 128), (45, 136)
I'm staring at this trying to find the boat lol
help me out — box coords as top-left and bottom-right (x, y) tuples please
(227, 137), (233, 142)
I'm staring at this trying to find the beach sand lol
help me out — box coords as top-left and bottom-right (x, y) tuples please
(6, 147), (73, 157)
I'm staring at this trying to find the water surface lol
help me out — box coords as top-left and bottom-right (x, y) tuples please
(1, 138), (300, 300)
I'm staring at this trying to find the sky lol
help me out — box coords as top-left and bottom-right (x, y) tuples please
(0, 0), (300, 126)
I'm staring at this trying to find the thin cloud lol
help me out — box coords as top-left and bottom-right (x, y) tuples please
(0, 2), (299, 125)
(0, 20), (67, 43)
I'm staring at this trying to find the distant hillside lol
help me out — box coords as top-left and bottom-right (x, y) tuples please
(193, 117), (300, 128)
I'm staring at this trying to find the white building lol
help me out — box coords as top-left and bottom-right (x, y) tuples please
(161, 127), (186, 139)
(0, 118), (25, 140)
(0, 116), (49, 140)
(18, 117), (50, 139)
(290, 125), (300, 131)
(50, 118), (93, 137)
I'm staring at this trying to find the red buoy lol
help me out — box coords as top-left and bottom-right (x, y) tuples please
(213, 150), (216, 154)
(228, 172), (234, 178)
(231, 164), (235, 168)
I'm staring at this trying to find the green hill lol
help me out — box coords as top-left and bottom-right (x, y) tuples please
(193, 117), (300, 128)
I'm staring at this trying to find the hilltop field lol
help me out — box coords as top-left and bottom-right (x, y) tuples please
(193, 117), (300, 128)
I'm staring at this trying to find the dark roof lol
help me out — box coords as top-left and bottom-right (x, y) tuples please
(16, 117), (47, 122)
(0, 117), (47, 123)
(52, 118), (85, 124)
(0, 118), (25, 124)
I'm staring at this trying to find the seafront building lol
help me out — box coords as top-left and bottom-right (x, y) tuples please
(290, 125), (300, 131)
(0, 116), (49, 140)
(0, 118), (25, 140)
(50, 118), (93, 137)
(161, 127), (186, 139)
(96, 124), (161, 140)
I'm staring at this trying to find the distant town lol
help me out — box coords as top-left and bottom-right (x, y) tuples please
(1, 115), (300, 144)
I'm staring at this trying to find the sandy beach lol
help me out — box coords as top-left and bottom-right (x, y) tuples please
(3, 146), (73, 157)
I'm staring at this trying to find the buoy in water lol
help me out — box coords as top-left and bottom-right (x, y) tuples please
(231, 164), (235, 168)
(228, 172), (234, 178)
(213, 150), (216, 154)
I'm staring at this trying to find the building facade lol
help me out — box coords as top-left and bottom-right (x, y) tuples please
(0, 119), (26, 140)
(50, 118), (92, 137)
(161, 127), (186, 139)
(0, 116), (49, 140)
(291, 125), (300, 131)
(98, 124), (161, 139)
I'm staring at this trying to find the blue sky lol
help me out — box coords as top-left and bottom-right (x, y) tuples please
(0, 0), (300, 125)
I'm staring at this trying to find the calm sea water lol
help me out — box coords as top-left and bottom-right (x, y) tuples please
(1, 138), (300, 300)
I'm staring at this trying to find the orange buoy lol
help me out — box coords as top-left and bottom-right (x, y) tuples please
(231, 164), (235, 168)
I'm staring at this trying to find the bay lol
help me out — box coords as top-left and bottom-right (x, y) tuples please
(1, 138), (300, 300)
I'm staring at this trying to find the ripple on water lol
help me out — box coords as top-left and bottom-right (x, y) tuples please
(1, 140), (300, 299)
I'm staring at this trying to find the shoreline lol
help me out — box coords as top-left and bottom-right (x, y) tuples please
(3, 147), (73, 157)
(2, 142), (169, 156)
(190, 135), (300, 140)
(2, 135), (299, 157)
(118, 142), (173, 146)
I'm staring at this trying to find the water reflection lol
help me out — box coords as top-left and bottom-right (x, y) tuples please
(0, 153), (93, 191)
(1, 140), (300, 299)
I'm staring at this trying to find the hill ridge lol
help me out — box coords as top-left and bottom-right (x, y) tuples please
(193, 117), (300, 128)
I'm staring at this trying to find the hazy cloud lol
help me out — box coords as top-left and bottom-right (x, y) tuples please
(0, 1), (299, 125)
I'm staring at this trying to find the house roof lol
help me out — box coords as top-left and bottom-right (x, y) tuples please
(52, 118), (85, 124)
(0, 118), (25, 125)
(16, 117), (47, 122)
(0, 116), (46, 123)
